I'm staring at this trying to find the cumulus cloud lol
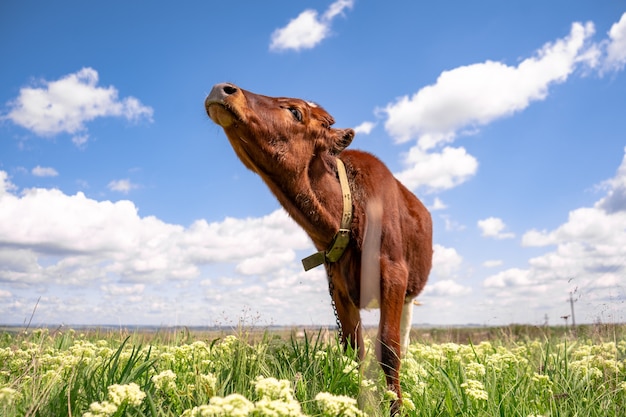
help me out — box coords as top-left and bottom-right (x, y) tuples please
(0, 171), (312, 286)
(604, 12), (626, 72)
(484, 149), (626, 321)
(431, 244), (463, 280)
(32, 166), (59, 177)
(478, 217), (515, 239)
(423, 279), (472, 297)
(423, 244), (472, 298)
(384, 22), (596, 148)
(395, 146), (478, 192)
(3, 67), (153, 145)
(383, 21), (605, 192)
(269, 0), (354, 52)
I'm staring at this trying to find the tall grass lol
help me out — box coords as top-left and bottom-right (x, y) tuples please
(0, 325), (624, 416)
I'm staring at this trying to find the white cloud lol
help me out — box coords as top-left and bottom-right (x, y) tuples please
(431, 244), (463, 280)
(236, 250), (296, 275)
(423, 280), (472, 297)
(0, 172), (312, 286)
(72, 134), (89, 148)
(383, 22), (596, 148)
(107, 179), (139, 194)
(604, 12), (626, 71)
(430, 197), (447, 211)
(353, 121), (376, 135)
(381, 21), (602, 194)
(596, 146), (626, 214)
(395, 146), (478, 192)
(478, 217), (515, 239)
(32, 166), (59, 177)
(484, 268), (531, 289)
(269, 0), (354, 52)
(483, 149), (626, 322)
(3, 67), (153, 144)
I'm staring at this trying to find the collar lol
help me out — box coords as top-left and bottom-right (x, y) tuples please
(302, 157), (352, 271)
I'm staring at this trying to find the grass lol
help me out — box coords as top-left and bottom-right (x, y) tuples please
(0, 324), (625, 416)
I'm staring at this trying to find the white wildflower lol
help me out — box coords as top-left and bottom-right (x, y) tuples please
(152, 369), (177, 392)
(464, 362), (486, 379)
(315, 392), (365, 417)
(0, 387), (18, 405)
(254, 377), (295, 401)
(460, 379), (488, 401)
(181, 394), (255, 417)
(107, 382), (146, 407)
(82, 400), (118, 417)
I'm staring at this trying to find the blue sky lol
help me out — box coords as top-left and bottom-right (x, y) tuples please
(1, 1), (626, 327)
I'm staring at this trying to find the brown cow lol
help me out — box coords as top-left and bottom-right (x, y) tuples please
(205, 83), (432, 415)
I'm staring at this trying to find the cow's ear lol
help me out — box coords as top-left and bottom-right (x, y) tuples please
(330, 128), (354, 155)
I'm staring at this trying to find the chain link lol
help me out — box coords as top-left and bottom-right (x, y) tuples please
(326, 265), (344, 342)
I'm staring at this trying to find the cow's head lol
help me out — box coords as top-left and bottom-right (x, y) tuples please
(205, 83), (354, 174)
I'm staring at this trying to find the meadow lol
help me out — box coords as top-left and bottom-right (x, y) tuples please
(0, 324), (625, 416)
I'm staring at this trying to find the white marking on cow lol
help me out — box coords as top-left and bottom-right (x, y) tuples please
(360, 198), (382, 310)
(400, 300), (414, 356)
(306, 101), (318, 108)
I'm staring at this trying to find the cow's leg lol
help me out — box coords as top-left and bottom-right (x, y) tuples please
(377, 259), (408, 416)
(332, 285), (364, 360)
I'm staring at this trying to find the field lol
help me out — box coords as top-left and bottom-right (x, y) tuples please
(1, 324), (625, 416)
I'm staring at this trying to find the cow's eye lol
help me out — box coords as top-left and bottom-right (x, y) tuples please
(288, 107), (302, 122)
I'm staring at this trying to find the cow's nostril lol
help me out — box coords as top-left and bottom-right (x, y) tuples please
(223, 85), (238, 95)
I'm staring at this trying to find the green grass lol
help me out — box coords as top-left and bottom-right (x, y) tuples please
(0, 325), (625, 416)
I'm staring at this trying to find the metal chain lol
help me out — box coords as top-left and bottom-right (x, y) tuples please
(326, 265), (344, 342)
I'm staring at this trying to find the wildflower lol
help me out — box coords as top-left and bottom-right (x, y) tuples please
(254, 377), (295, 401)
(315, 392), (365, 417)
(254, 397), (304, 416)
(383, 389), (398, 401)
(464, 362), (486, 379)
(314, 350), (327, 360)
(342, 359), (360, 384)
(152, 370), (177, 392)
(360, 377), (378, 393)
(402, 397), (416, 411)
(0, 387), (18, 406)
(253, 377), (303, 416)
(460, 379), (488, 401)
(200, 373), (218, 395)
(82, 401), (118, 417)
(107, 382), (146, 407)
(181, 394), (254, 417)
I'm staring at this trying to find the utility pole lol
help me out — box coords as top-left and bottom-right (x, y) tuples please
(568, 292), (577, 336)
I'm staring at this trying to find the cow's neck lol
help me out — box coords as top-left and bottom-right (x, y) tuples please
(262, 154), (343, 248)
